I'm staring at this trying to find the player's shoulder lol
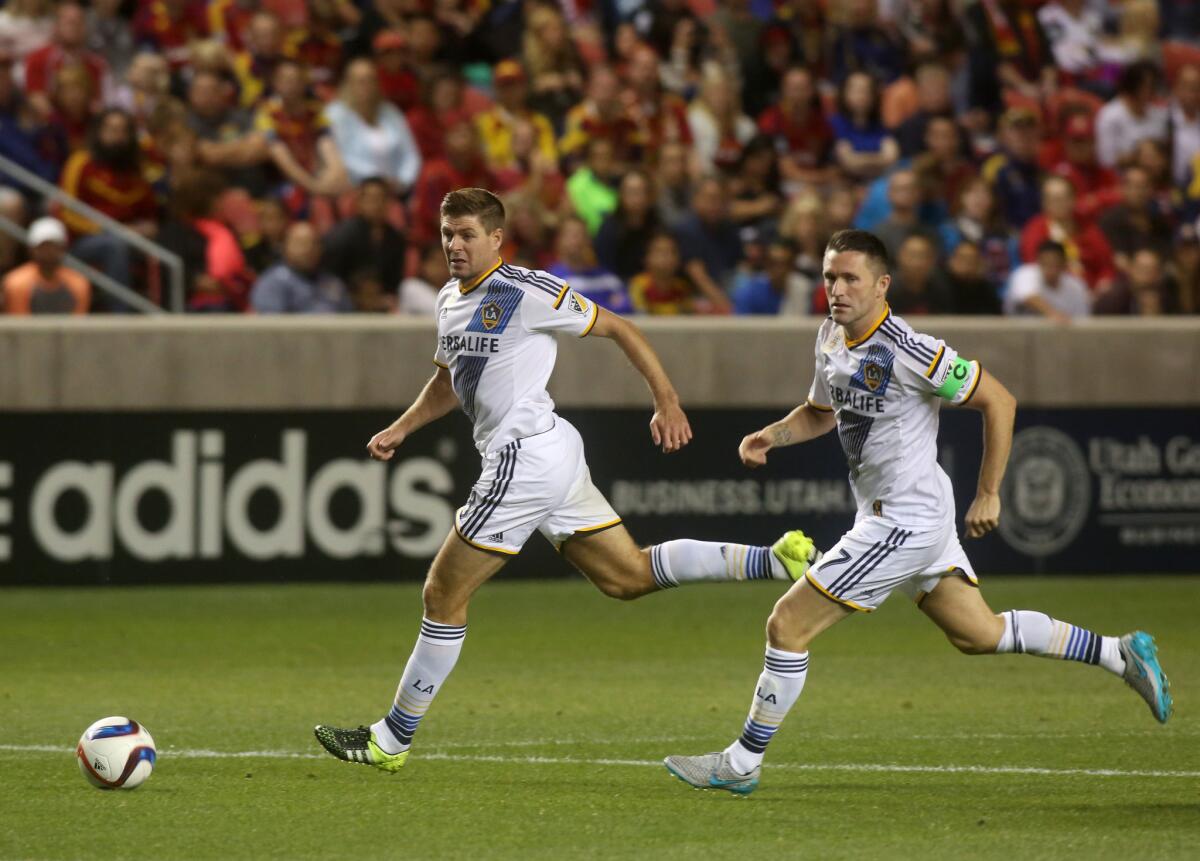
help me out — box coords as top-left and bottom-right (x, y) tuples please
(495, 262), (570, 307)
(874, 309), (946, 372)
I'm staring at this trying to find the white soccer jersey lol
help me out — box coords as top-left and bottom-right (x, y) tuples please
(434, 259), (600, 455)
(807, 305), (982, 528)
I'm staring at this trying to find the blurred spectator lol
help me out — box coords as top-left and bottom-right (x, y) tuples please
(134, 0), (208, 72)
(565, 137), (619, 234)
(874, 169), (941, 263)
(560, 66), (637, 166)
(686, 63), (754, 174)
(891, 0), (964, 68)
(24, 2), (108, 122)
(673, 176), (739, 309)
(712, 0), (763, 84)
(477, 60), (557, 173)
(250, 221), (352, 313)
(895, 63), (959, 159)
(888, 234), (953, 315)
(1096, 61), (1167, 169)
(86, 0), (135, 81)
(1172, 224), (1200, 315)
(208, 0), (258, 53)
(1046, 112), (1120, 222)
(628, 232), (693, 314)
(283, 0), (344, 92)
(595, 169), (662, 284)
(499, 188), (556, 270)
(732, 239), (814, 315)
(1037, 0), (1128, 97)
(255, 60), (350, 210)
(406, 70), (472, 161)
(186, 68), (270, 196)
(944, 239), (1001, 314)
(1094, 247), (1176, 315)
(1, 216), (90, 314)
(1020, 175), (1115, 290)
(158, 168), (251, 312)
(231, 12), (285, 110)
(241, 197), (289, 274)
(741, 22), (800, 118)
(824, 184), (860, 236)
(779, 192), (827, 284)
(60, 108), (158, 295)
(940, 177), (1018, 292)
(1004, 240), (1091, 321)
(1114, 0), (1159, 66)
(964, 0), (1055, 112)
(1098, 165), (1172, 267)
(0, 46), (58, 185)
(323, 177), (406, 299)
(831, 71), (899, 181)
(981, 107), (1043, 229)
(370, 29), (418, 112)
(1171, 65), (1200, 188)
(729, 135), (783, 233)
(111, 52), (174, 127)
(548, 214), (631, 313)
(410, 119), (497, 245)
(0, 1), (54, 66)
(912, 115), (975, 221)
(654, 140), (694, 228)
(44, 62), (96, 162)
(346, 0), (407, 60)
(828, 0), (905, 86)
(398, 243), (447, 316)
(325, 58), (421, 194)
(625, 43), (693, 160)
(523, 4), (586, 128)
(0, 188), (29, 274)
(756, 66), (833, 188)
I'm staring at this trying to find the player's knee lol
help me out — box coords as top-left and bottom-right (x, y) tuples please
(595, 574), (648, 601)
(421, 578), (462, 618)
(766, 601), (809, 651)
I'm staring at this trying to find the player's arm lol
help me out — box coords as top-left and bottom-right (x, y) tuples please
(956, 368), (1017, 538)
(738, 403), (837, 469)
(366, 366), (458, 461)
(587, 307), (692, 453)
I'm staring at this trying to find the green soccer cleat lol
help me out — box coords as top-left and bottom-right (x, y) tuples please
(771, 530), (822, 582)
(1118, 632), (1173, 724)
(313, 725), (409, 773)
(663, 751), (760, 795)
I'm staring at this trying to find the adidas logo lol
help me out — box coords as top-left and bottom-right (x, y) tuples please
(486, 532), (504, 543)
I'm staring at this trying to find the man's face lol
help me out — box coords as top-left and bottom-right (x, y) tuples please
(249, 14), (282, 57)
(916, 69), (950, 112)
(284, 224), (321, 272)
(646, 236), (680, 276)
(765, 245), (793, 284)
(32, 241), (64, 270)
(1042, 179), (1075, 222)
(781, 69), (813, 108)
(98, 113), (132, 152)
(496, 78), (525, 110)
(1129, 250), (1163, 290)
(556, 219), (588, 259)
(947, 242), (983, 280)
(189, 75), (226, 117)
(1003, 121), (1039, 160)
(823, 248), (888, 330)
(692, 181), (724, 223)
(925, 119), (959, 161)
(445, 123), (477, 162)
(898, 237), (935, 285)
(442, 215), (501, 282)
(888, 171), (919, 212)
(1037, 250), (1066, 285)
(658, 143), (687, 184)
(1123, 168), (1152, 209)
(358, 184), (388, 223)
(1176, 66), (1200, 113)
(57, 5), (86, 48)
(273, 64), (306, 102)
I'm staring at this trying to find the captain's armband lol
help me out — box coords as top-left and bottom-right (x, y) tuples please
(934, 356), (976, 401)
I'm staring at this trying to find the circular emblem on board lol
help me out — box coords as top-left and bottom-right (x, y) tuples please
(998, 426), (1091, 557)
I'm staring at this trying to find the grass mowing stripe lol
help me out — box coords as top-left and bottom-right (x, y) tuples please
(9, 744), (1198, 779)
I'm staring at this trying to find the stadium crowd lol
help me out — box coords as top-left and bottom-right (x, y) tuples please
(1, 0), (1199, 317)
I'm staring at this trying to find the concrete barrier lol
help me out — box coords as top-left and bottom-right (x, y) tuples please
(2, 316), (1198, 410)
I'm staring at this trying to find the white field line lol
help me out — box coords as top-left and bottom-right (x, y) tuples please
(5, 744), (1198, 779)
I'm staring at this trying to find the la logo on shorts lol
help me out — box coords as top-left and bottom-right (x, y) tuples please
(480, 302), (502, 330)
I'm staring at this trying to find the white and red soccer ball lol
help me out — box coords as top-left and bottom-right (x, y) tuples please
(76, 717), (156, 790)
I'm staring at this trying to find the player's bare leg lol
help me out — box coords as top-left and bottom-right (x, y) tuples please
(314, 532), (508, 771)
(665, 578), (852, 794)
(920, 575), (1172, 723)
(561, 524), (819, 599)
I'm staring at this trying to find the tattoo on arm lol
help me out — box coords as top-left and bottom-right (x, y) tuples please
(770, 425), (792, 446)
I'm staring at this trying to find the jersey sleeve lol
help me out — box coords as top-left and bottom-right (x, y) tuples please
(894, 327), (983, 406)
(806, 324), (833, 411)
(432, 285), (451, 368)
(521, 274), (599, 338)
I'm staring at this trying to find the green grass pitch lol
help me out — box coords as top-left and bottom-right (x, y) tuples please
(1, 576), (1196, 860)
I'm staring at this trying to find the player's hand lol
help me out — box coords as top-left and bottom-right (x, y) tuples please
(367, 424), (407, 461)
(650, 402), (692, 453)
(739, 430), (772, 468)
(964, 492), (1001, 538)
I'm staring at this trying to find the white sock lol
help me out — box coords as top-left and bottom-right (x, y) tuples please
(371, 618), (466, 754)
(724, 646), (809, 774)
(650, 540), (785, 589)
(996, 609), (1125, 676)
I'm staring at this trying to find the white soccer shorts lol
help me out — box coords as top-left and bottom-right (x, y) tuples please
(804, 515), (978, 612)
(454, 418), (621, 556)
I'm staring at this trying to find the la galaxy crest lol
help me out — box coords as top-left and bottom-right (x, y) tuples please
(479, 301), (502, 330)
(850, 344), (895, 396)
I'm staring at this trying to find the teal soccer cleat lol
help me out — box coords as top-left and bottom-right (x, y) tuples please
(1119, 632), (1173, 724)
(663, 751), (760, 795)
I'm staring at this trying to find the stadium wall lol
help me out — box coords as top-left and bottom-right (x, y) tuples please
(2, 318), (1197, 583)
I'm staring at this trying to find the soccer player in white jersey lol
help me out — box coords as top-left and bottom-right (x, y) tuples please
(664, 229), (1173, 795)
(314, 188), (820, 771)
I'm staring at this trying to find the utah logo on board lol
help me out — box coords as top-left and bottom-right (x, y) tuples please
(480, 302), (502, 330)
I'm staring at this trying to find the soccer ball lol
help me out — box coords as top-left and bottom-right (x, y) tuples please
(76, 716), (157, 790)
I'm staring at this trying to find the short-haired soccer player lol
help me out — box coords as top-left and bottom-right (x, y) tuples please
(664, 229), (1173, 795)
(314, 188), (820, 770)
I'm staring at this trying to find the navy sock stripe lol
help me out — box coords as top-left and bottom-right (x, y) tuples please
(650, 544), (674, 589)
